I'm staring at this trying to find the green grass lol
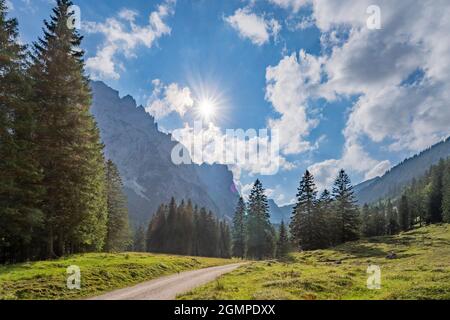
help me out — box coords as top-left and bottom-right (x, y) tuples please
(179, 224), (450, 300)
(0, 252), (235, 300)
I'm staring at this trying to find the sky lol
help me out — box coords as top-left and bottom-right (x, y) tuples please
(7, 0), (450, 206)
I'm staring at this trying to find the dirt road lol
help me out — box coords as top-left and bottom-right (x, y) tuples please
(89, 263), (244, 300)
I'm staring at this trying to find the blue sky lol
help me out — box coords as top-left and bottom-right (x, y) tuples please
(7, 0), (450, 205)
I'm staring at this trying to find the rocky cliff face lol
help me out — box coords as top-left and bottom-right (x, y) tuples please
(90, 81), (239, 227)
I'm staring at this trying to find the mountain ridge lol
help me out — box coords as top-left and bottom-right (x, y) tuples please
(90, 81), (240, 226)
(355, 137), (450, 204)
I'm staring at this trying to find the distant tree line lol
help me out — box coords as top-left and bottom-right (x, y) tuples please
(362, 158), (450, 237)
(144, 198), (232, 258)
(0, 0), (130, 263)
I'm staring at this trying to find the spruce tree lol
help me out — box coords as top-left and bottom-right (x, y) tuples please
(133, 225), (146, 252)
(105, 160), (130, 252)
(0, 0), (43, 263)
(317, 189), (334, 247)
(146, 204), (167, 253)
(246, 180), (275, 260)
(232, 197), (246, 258)
(276, 221), (290, 259)
(165, 197), (178, 253)
(218, 221), (232, 259)
(442, 161), (450, 223)
(332, 170), (360, 243)
(30, 0), (107, 257)
(399, 195), (410, 231)
(427, 160), (444, 223)
(290, 171), (318, 250)
(386, 199), (400, 235)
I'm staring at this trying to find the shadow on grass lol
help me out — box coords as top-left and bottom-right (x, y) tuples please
(333, 243), (388, 259)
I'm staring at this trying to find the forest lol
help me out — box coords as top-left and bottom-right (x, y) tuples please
(1, 0), (449, 266)
(0, 0), (132, 263)
(144, 198), (231, 258)
(361, 158), (450, 237)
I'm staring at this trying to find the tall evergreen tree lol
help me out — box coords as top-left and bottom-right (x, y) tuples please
(218, 221), (232, 259)
(386, 200), (400, 235)
(232, 197), (246, 258)
(246, 180), (275, 260)
(165, 197), (178, 253)
(442, 161), (450, 223)
(290, 171), (319, 250)
(0, 0), (43, 263)
(317, 189), (334, 247)
(146, 204), (167, 253)
(399, 195), (410, 231)
(427, 160), (444, 223)
(30, 0), (107, 257)
(276, 221), (290, 259)
(104, 160), (130, 252)
(332, 170), (360, 243)
(133, 225), (146, 252)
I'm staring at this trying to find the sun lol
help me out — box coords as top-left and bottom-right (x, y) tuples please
(197, 98), (217, 121)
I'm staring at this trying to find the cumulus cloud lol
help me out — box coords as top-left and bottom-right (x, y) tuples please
(6, 0), (14, 10)
(225, 7), (281, 46)
(171, 122), (295, 180)
(146, 79), (194, 120)
(269, 0), (309, 13)
(271, 0), (450, 186)
(265, 50), (324, 155)
(84, 0), (175, 80)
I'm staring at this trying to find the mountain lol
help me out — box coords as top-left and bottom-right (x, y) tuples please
(355, 137), (450, 204)
(268, 200), (293, 224)
(90, 81), (239, 227)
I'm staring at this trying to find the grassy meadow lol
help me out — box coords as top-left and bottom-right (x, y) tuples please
(0, 253), (236, 300)
(179, 224), (450, 300)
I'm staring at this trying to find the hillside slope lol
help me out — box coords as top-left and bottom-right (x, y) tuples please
(180, 224), (450, 300)
(90, 81), (239, 226)
(355, 137), (450, 204)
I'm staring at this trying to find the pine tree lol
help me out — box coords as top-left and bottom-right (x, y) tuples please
(399, 195), (410, 231)
(276, 221), (290, 259)
(218, 221), (232, 259)
(165, 197), (178, 253)
(427, 160), (444, 223)
(181, 199), (194, 255)
(105, 160), (130, 252)
(0, 0), (43, 263)
(442, 161), (450, 223)
(332, 170), (360, 243)
(386, 199), (400, 235)
(317, 189), (334, 247)
(30, 0), (107, 257)
(133, 225), (146, 252)
(232, 197), (246, 258)
(290, 171), (318, 250)
(146, 204), (167, 253)
(246, 180), (275, 260)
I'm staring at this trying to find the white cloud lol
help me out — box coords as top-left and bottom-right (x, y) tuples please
(146, 79), (194, 120)
(225, 7), (281, 46)
(171, 122), (295, 180)
(265, 50), (324, 155)
(308, 141), (391, 190)
(84, 0), (175, 80)
(269, 0), (309, 13)
(6, 0), (14, 10)
(271, 0), (450, 185)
